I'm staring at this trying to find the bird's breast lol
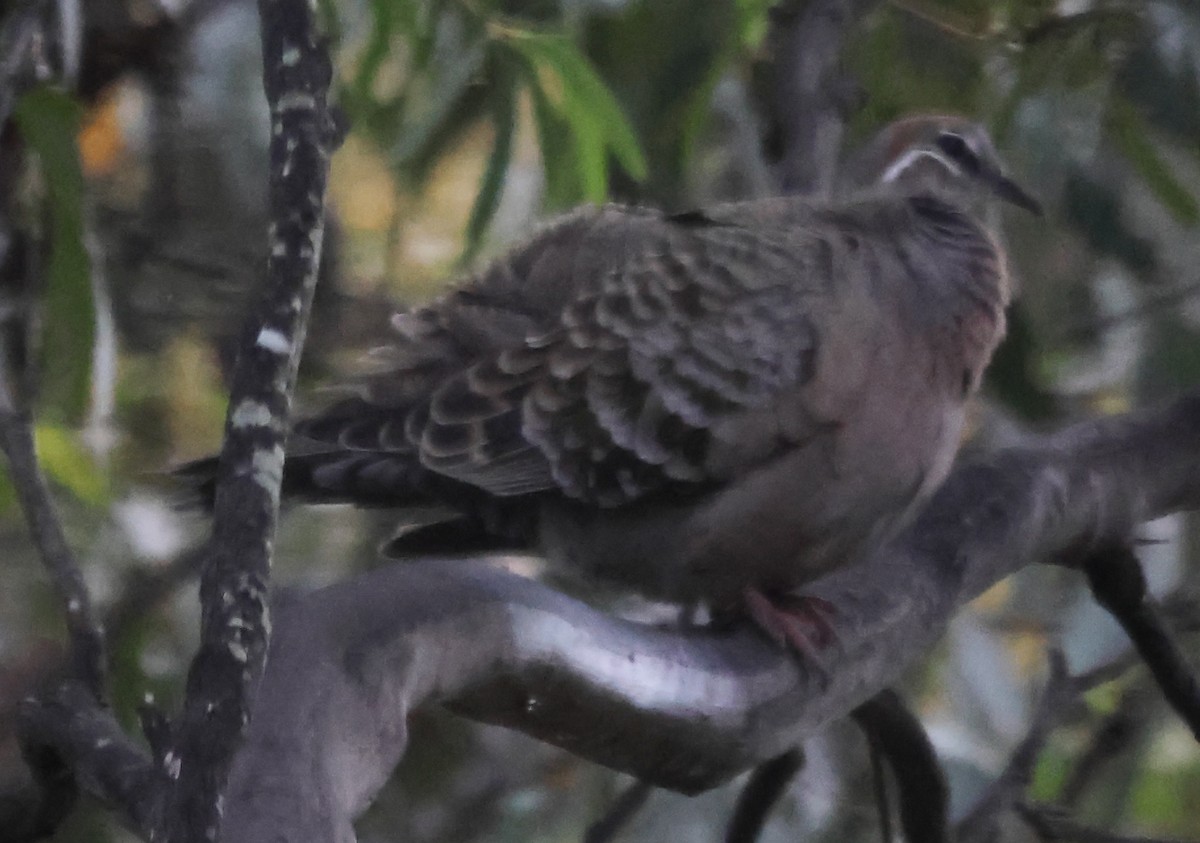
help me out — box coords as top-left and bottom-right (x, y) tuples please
(536, 385), (967, 607)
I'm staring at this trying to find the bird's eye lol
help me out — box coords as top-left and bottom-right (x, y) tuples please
(935, 132), (981, 174)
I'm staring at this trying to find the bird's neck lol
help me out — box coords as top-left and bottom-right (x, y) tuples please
(842, 190), (1011, 328)
(912, 192), (1009, 300)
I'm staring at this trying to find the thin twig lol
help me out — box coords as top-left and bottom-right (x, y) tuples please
(852, 689), (948, 843)
(1059, 689), (1145, 810)
(0, 0), (105, 717)
(1017, 801), (1191, 843)
(583, 779), (653, 843)
(0, 392), (106, 702)
(1073, 651), (1141, 693)
(957, 651), (1073, 843)
(884, 0), (993, 41)
(1082, 544), (1200, 742)
(724, 749), (804, 843)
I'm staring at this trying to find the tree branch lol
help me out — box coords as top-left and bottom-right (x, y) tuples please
(757, 0), (880, 196)
(956, 651), (1074, 843)
(0, 403), (107, 701)
(1080, 544), (1200, 741)
(158, 0), (336, 839)
(0, 543), (213, 840)
(214, 390), (1200, 842)
(15, 681), (155, 838)
(723, 749), (804, 843)
(1017, 801), (1189, 843)
(852, 689), (948, 843)
(0, 0), (105, 706)
(584, 779), (654, 843)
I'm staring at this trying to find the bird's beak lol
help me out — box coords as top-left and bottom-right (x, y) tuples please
(980, 166), (1043, 216)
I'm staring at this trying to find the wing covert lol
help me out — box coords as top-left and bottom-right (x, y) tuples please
(418, 220), (832, 506)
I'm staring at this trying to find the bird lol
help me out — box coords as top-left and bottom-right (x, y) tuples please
(188, 114), (1041, 655)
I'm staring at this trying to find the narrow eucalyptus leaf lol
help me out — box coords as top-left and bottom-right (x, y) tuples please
(463, 75), (516, 263)
(1109, 97), (1200, 226)
(14, 87), (95, 423)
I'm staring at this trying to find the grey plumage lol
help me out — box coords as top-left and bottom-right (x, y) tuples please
(260, 115), (1034, 609)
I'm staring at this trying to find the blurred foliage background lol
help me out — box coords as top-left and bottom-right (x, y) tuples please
(2, 0), (1200, 840)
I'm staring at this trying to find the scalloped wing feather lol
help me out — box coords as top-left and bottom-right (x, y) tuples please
(414, 221), (830, 505)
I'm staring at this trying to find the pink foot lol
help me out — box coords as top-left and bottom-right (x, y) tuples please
(743, 586), (840, 671)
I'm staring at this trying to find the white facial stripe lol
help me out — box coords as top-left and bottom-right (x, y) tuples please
(880, 147), (962, 184)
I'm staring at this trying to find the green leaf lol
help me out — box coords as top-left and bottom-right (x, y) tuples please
(14, 87), (94, 423)
(735, 0), (774, 49)
(407, 0), (449, 71)
(1108, 96), (1199, 226)
(525, 72), (582, 208)
(502, 31), (647, 201)
(532, 36), (647, 181)
(35, 423), (108, 505)
(1030, 747), (1071, 802)
(389, 42), (488, 180)
(351, 0), (402, 110)
(558, 81), (608, 204)
(462, 63), (516, 263)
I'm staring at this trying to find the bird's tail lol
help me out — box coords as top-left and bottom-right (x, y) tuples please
(173, 449), (536, 560)
(171, 446), (434, 511)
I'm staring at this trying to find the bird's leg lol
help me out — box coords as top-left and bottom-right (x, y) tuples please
(742, 586), (840, 670)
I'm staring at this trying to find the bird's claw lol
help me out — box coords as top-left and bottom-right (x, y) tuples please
(743, 587), (840, 678)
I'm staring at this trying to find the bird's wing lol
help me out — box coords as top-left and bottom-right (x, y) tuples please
(406, 212), (856, 506)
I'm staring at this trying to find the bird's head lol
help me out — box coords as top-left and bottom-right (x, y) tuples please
(844, 114), (1042, 222)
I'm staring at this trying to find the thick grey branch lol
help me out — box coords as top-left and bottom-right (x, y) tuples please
(219, 391), (1200, 842)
